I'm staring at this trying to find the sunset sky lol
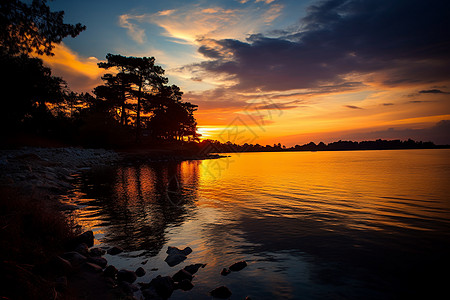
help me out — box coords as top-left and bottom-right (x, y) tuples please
(43, 0), (450, 146)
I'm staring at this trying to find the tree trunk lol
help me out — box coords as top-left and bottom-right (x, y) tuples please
(136, 74), (143, 142)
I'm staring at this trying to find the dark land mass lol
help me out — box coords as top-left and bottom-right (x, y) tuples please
(199, 138), (449, 154)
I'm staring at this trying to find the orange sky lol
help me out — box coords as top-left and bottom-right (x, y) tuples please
(43, 0), (450, 145)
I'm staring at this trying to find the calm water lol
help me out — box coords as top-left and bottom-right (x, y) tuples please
(66, 149), (450, 299)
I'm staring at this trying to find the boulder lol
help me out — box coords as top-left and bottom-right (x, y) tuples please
(146, 275), (175, 299)
(119, 281), (139, 295)
(89, 247), (106, 257)
(220, 268), (231, 276)
(103, 265), (118, 278)
(74, 243), (89, 257)
(142, 287), (163, 300)
(45, 256), (73, 275)
(88, 256), (108, 268)
(117, 269), (137, 283)
(164, 246), (192, 267)
(210, 286), (232, 298)
(61, 251), (87, 267)
(172, 269), (193, 283)
(164, 254), (186, 267)
(177, 279), (194, 291)
(107, 246), (123, 255)
(229, 261), (247, 272)
(74, 230), (95, 247)
(166, 246), (192, 256)
(135, 267), (146, 277)
(183, 263), (206, 275)
(82, 262), (103, 273)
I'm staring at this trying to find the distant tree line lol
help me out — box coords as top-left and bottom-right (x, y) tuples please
(0, 0), (198, 148)
(199, 139), (446, 153)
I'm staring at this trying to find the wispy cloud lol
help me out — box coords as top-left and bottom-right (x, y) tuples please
(118, 14), (147, 44)
(118, 2), (284, 45)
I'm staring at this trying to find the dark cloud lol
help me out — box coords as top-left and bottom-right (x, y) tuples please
(419, 89), (447, 94)
(257, 100), (302, 110)
(344, 105), (363, 109)
(197, 44), (223, 59)
(192, 0), (450, 91)
(382, 103), (394, 106)
(408, 100), (428, 104)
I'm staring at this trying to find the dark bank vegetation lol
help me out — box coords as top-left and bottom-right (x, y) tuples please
(0, 186), (79, 299)
(1, 0), (199, 150)
(198, 138), (448, 153)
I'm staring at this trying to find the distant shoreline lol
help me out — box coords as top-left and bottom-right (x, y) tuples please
(210, 146), (450, 154)
(199, 138), (449, 154)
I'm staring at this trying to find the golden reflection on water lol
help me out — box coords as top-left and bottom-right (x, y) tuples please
(197, 150), (450, 232)
(67, 149), (450, 299)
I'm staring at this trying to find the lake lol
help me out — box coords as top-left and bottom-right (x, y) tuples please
(65, 149), (450, 299)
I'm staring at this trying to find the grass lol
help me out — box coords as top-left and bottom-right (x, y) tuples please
(0, 186), (78, 299)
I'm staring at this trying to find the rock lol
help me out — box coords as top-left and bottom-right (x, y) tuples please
(135, 267), (146, 277)
(107, 246), (123, 255)
(46, 256), (73, 275)
(103, 265), (118, 278)
(88, 256), (107, 268)
(61, 251), (87, 267)
(182, 247), (192, 255)
(119, 281), (139, 295)
(166, 246), (192, 256)
(142, 287), (163, 300)
(89, 247), (106, 257)
(83, 262), (103, 273)
(117, 269), (137, 283)
(141, 260), (148, 265)
(164, 246), (192, 267)
(164, 253), (186, 267)
(172, 269), (193, 283)
(178, 279), (194, 291)
(229, 261), (247, 272)
(221, 268), (231, 276)
(104, 277), (117, 288)
(210, 286), (232, 298)
(183, 263), (206, 275)
(55, 276), (68, 292)
(74, 243), (89, 256)
(146, 275), (175, 299)
(75, 230), (95, 247)
(151, 268), (158, 271)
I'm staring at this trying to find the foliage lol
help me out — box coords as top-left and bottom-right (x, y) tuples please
(199, 138), (440, 154)
(0, 53), (65, 137)
(0, 0), (85, 56)
(96, 54), (198, 142)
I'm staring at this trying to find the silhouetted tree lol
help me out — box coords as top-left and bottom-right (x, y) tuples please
(0, 0), (84, 141)
(97, 56), (135, 126)
(127, 56), (167, 141)
(97, 54), (168, 140)
(146, 85), (198, 141)
(1, 53), (65, 135)
(0, 0), (85, 56)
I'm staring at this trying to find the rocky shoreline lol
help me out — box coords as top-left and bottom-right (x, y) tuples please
(0, 147), (120, 196)
(0, 147), (239, 299)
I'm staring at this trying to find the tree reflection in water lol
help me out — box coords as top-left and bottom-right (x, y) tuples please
(76, 161), (201, 256)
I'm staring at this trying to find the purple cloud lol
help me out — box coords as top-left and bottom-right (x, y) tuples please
(191, 0), (450, 92)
